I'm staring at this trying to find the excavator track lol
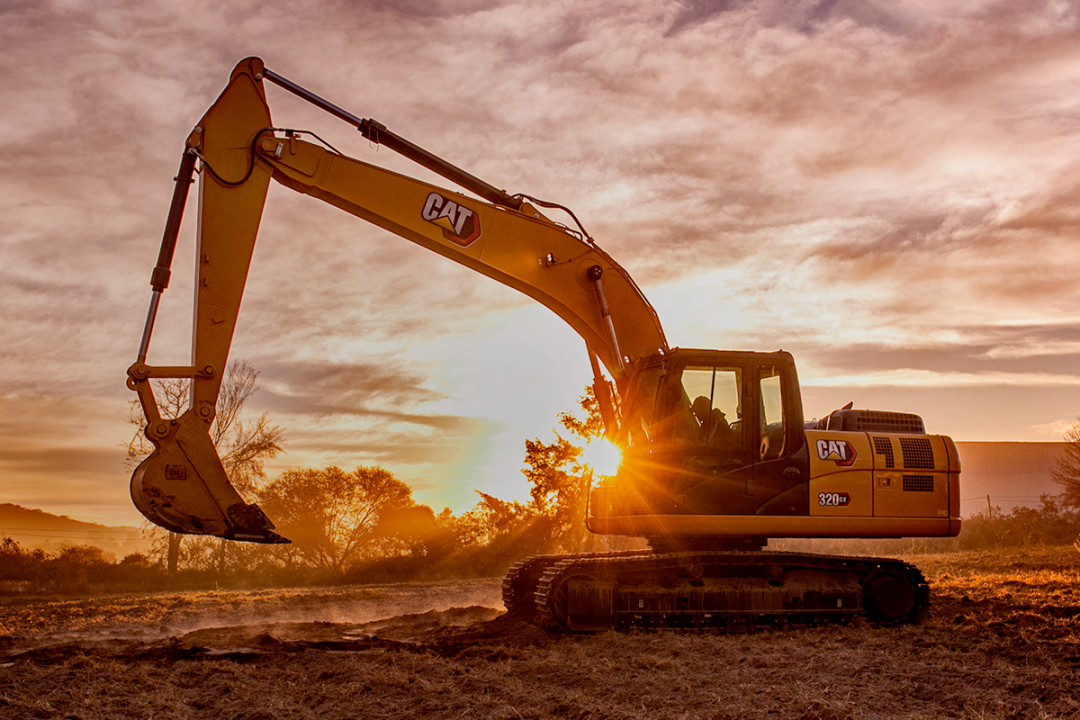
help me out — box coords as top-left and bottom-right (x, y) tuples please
(517, 551), (927, 632)
(502, 550), (647, 617)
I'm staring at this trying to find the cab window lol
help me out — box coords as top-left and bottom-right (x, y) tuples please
(669, 366), (744, 462)
(758, 366), (785, 460)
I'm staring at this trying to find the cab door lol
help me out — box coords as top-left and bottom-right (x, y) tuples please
(654, 360), (755, 515)
(751, 361), (810, 516)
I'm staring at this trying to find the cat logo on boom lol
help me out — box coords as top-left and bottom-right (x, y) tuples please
(422, 192), (481, 246)
(816, 439), (858, 467)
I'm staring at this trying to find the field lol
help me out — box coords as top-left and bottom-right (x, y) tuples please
(1, 547), (1078, 719)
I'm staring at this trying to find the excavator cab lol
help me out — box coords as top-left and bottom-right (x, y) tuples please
(592, 349), (810, 535)
(590, 345), (960, 550)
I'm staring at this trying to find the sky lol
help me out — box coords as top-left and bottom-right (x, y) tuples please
(3, 0), (1080, 527)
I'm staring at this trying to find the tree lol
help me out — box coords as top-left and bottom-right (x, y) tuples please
(126, 359), (285, 493)
(257, 465), (417, 574)
(519, 386), (609, 554)
(522, 434), (587, 549)
(556, 387), (606, 442)
(210, 360), (287, 496)
(0, 538), (46, 583)
(125, 359), (285, 569)
(1052, 418), (1080, 509)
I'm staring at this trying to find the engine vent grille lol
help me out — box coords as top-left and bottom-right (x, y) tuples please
(899, 437), (935, 469)
(819, 409), (927, 434)
(853, 411), (925, 434)
(872, 437), (895, 469)
(902, 474), (935, 492)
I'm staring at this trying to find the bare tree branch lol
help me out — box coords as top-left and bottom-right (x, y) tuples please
(1052, 418), (1080, 510)
(213, 360), (259, 447)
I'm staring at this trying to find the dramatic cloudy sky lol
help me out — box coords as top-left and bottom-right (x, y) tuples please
(4, 0), (1080, 526)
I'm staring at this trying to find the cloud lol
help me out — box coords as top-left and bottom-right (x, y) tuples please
(666, 0), (916, 38)
(253, 358), (444, 412)
(0, 394), (136, 523)
(4, 0), (1080, 524)
(0, 445), (120, 475)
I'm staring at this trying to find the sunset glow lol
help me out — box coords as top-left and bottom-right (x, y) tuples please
(3, 1), (1080, 526)
(580, 438), (623, 479)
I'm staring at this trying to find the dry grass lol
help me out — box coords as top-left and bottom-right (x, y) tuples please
(1, 548), (1078, 720)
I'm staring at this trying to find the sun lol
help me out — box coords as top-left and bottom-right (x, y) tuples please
(580, 438), (622, 477)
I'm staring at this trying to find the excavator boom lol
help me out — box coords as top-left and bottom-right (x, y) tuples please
(129, 58), (665, 542)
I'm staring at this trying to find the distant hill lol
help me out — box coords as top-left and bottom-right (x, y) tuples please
(954, 442), (1067, 517)
(0, 504), (150, 558)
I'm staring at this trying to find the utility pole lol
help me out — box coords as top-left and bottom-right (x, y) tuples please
(167, 531), (180, 573)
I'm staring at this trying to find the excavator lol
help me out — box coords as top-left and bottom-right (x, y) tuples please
(128, 58), (961, 632)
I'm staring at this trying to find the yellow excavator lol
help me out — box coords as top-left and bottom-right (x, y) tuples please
(128, 58), (961, 631)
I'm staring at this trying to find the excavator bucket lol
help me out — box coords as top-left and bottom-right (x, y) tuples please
(130, 412), (288, 543)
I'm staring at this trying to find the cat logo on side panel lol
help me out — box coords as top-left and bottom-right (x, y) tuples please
(815, 439), (858, 467)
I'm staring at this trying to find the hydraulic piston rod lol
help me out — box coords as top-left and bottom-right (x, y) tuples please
(587, 265), (625, 375)
(137, 150), (197, 363)
(261, 67), (523, 211)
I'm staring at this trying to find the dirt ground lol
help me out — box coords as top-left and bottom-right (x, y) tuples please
(1, 547), (1078, 720)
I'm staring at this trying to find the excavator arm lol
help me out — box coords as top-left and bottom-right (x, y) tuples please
(128, 58), (666, 542)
